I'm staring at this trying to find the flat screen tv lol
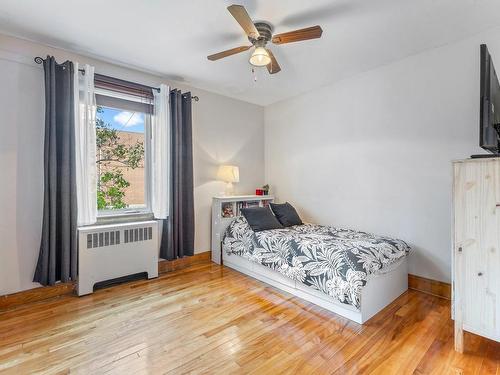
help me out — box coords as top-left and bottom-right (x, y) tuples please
(479, 44), (500, 155)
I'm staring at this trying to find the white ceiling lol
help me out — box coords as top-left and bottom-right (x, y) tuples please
(1, 0), (500, 105)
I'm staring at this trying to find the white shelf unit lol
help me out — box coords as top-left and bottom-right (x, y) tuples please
(211, 195), (274, 264)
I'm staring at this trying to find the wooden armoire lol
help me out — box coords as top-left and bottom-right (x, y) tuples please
(453, 158), (500, 352)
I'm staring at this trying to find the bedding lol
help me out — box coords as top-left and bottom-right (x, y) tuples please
(222, 217), (411, 308)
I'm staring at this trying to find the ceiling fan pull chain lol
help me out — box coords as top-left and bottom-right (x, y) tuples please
(252, 67), (257, 82)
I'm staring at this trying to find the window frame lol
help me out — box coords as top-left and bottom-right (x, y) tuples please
(95, 88), (153, 219)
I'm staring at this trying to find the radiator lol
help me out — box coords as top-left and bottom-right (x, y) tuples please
(77, 220), (159, 296)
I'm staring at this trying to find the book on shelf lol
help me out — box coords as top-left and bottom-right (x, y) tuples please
(245, 201), (260, 208)
(219, 197), (274, 218)
(235, 200), (260, 216)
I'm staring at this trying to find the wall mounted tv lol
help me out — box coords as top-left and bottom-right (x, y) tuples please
(479, 44), (500, 156)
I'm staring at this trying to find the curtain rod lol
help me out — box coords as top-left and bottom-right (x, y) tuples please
(34, 56), (86, 74)
(34, 56), (199, 102)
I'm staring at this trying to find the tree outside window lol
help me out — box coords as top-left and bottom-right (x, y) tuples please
(95, 106), (146, 210)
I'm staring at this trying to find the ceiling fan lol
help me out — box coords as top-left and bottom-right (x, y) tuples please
(207, 4), (323, 74)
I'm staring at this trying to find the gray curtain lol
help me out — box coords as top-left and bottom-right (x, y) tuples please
(160, 90), (195, 260)
(33, 56), (78, 286)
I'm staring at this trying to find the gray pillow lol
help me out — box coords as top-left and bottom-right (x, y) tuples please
(270, 202), (303, 227)
(241, 207), (283, 232)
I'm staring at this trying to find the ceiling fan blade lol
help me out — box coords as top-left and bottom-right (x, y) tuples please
(271, 25), (323, 45)
(266, 49), (281, 74)
(227, 5), (260, 39)
(207, 45), (252, 61)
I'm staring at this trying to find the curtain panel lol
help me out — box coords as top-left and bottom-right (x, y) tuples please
(152, 84), (170, 219)
(74, 63), (97, 225)
(34, 56), (78, 285)
(160, 90), (195, 260)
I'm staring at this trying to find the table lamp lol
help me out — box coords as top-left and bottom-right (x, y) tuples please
(217, 165), (239, 196)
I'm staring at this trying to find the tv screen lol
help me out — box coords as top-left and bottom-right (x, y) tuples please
(480, 44), (500, 153)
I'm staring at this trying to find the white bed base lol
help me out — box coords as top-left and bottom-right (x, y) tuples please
(223, 252), (408, 324)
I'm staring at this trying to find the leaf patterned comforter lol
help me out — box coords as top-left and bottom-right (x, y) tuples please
(222, 217), (411, 309)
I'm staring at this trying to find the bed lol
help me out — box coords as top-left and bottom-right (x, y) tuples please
(222, 216), (411, 323)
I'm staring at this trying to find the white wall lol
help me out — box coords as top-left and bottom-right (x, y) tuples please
(0, 50), (45, 294)
(265, 28), (500, 283)
(191, 88), (264, 254)
(0, 34), (264, 295)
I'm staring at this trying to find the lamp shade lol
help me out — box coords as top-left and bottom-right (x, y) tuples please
(249, 47), (271, 67)
(217, 165), (240, 183)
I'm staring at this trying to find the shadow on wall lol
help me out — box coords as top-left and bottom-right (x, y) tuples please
(407, 248), (450, 282)
(194, 142), (221, 189)
(194, 132), (264, 192)
(278, 2), (355, 27)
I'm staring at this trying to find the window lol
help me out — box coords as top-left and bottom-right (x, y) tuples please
(94, 77), (153, 217)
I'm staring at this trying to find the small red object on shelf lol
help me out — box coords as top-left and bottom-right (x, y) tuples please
(256, 189), (263, 195)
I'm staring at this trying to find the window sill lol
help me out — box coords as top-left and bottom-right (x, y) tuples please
(96, 211), (155, 225)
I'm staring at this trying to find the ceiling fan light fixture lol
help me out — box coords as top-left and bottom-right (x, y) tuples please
(249, 47), (271, 67)
(207, 5), (324, 74)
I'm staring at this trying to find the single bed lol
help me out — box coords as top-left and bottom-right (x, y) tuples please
(222, 216), (411, 323)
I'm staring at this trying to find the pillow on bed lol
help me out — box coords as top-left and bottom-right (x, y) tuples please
(270, 202), (303, 227)
(240, 207), (283, 232)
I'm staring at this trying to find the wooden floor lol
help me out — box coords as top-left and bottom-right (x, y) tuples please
(0, 261), (499, 374)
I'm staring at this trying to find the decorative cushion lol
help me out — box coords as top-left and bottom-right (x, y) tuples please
(240, 207), (283, 232)
(270, 202), (303, 227)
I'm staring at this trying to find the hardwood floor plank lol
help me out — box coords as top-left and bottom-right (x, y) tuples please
(0, 260), (498, 374)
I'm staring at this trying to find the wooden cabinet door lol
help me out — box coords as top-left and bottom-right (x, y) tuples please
(453, 159), (500, 342)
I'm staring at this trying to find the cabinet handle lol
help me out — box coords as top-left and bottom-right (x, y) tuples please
(478, 272), (483, 276)
(458, 247), (462, 252)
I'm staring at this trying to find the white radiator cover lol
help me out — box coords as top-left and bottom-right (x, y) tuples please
(77, 220), (159, 296)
